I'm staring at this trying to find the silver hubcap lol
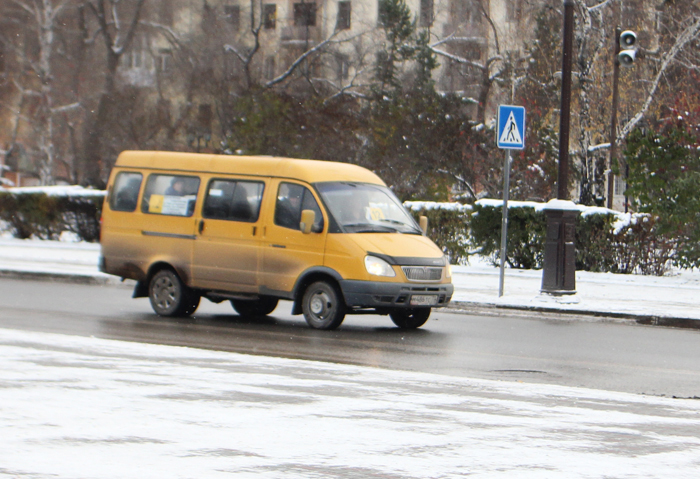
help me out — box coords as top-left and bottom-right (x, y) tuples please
(310, 292), (330, 318)
(153, 277), (177, 310)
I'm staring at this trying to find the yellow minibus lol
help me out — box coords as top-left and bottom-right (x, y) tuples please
(100, 151), (453, 329)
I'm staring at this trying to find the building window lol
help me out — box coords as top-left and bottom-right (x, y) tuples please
(336, 54), (350, 80)
(655, 10), (665, 33)
(263, 56), (276, 79)
(614, 175), (626, 196)
(263, 4), (277, 29)
(451, 0), (481, 25)
(506, 0), (521, 22)
(156, 49), (171, 72)
(420, 0), (433, 27)
(294, 2), (317, 27)
(225, 5), (241, 30)
(122, 36), (153, 70)
(336, 1), (351, 30)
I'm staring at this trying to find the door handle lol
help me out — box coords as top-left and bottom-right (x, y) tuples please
(198, 219), (205, 234)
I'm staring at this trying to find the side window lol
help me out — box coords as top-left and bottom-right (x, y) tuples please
(274, 182), (324, 232)
(202, 179), (264, 223)
(141, 174), (200, 217)
(110, 171), (143, 212)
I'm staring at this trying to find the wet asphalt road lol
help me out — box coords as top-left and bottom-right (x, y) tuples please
(1, 277), (699, 398)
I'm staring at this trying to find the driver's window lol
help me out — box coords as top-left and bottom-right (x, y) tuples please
(274, 182), (323, 232)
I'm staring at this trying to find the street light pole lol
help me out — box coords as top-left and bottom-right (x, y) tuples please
(607, 27), (622, 209)
(541, 0), (578, 295)
(557, 0), (574, 201)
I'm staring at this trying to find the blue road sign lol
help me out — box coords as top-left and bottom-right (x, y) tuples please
(497, 105), (526, 149)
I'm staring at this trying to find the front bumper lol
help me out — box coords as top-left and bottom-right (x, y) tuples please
(339, 279), (453, 309)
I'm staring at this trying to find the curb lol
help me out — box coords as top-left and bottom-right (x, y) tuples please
(446, 301), (700, 330)
(0, 269), (122, 286)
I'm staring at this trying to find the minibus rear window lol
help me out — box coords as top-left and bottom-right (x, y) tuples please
(141, 174), (200, 217)
(110, 172), (143, 212)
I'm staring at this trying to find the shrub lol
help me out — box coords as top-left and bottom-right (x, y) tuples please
(404, 202), (471, 264)
(405, 199), (680, 275)
(0, 187), (105, 242)
(470, 202), (547, 269)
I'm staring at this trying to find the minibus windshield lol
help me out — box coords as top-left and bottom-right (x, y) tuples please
(316, 182), (422, 234)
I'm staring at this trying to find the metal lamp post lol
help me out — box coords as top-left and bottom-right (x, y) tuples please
(541, 0), (578, 295)
(607, 27), (622, 209)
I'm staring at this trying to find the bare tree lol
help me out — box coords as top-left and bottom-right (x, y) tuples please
(80, 0), (145, 187)
(0, 0), (81, 185)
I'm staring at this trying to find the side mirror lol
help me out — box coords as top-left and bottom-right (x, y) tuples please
(419, 215), (428, 235)
(300, 209), (316, 234)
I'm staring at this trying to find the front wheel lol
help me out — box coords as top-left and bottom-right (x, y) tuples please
(231, 297), (279, 317)
(390, 308), (431, 329)
(149, 269), (198, 317)
(302, 281), (345, 330)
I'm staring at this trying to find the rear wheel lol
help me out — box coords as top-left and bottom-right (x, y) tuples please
(390, 308), (431, 329)
(148, 269), (198, 317)
(302, 281), (345, 330)
(231, 297), (279, 317)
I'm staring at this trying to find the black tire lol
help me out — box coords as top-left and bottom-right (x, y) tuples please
(148, 269), (197, 317)
(390, 308), (431, 329)
(302, 281), (345, 330)
(231, 297), (279, 317)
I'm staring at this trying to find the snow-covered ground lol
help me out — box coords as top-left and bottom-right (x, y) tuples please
(1, 237), (700, 477)
(2, 328), (700, 479)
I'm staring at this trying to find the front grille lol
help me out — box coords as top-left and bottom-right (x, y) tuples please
(401, 266), (443, 282)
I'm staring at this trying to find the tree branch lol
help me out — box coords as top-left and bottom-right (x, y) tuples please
(619, 16), (700, 139)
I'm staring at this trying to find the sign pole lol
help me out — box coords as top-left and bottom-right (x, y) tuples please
(496, 104), (525, 298)
(499, 149), (511, 297)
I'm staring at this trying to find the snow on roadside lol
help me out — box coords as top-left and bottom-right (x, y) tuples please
(1, 328), (699, 479)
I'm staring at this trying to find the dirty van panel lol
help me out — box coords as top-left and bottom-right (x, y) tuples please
(260, 181), (326, 294)
(138, 173), (201, 284)
(192, 177), (265, 292)
(101, 170), (147, 279)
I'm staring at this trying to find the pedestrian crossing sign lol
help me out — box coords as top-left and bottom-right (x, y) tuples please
(497, 105), (526, 149)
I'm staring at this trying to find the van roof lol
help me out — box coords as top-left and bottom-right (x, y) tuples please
(115, 151), (385, 185)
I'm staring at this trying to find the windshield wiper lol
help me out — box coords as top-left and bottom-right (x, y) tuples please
(344, 223), (397, 233)
(377, 219), (423, 234)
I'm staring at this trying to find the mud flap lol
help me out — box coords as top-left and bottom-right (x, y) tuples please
(133, 280), (148, 298)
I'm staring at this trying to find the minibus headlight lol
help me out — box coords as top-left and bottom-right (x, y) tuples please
(445, 256), (452, 278)
(365, 255), (396, 277)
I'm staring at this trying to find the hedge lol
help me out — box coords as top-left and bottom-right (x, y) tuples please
(0, 186), (105, 242)
(406, 199), (679, 276)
